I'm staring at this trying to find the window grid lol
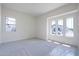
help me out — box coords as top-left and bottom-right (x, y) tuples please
(50, 17), (74, 37)
(6, 17), (16, 32)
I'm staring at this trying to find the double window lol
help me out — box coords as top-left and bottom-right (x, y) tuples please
(50, 17), (74, 37)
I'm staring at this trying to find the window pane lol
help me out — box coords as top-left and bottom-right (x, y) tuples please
(66, 17), (73, 29)
(58, 19), (63, 25)
(6, 17), (16, 24)
(51, 20), (56, 34)
(57, 19), (63, 36)
(6, 17), (16, 32)
(65, 17), (74, 37)
(52, 20), (55, 25)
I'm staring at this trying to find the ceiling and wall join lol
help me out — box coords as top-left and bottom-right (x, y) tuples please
(2, 3), (66, 16)
(1, 3), (79, 48)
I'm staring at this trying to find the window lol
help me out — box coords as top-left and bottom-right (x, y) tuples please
(57, 19), (63, 36)
(65, 17), (74, 37)
(49, 17), (74, 37)
(51, 19), (63, 36)
(51, 20), (56, 34)
(6, 17), (16, 32)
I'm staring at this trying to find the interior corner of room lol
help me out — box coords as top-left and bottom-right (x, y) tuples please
(0, 3), (79, 56)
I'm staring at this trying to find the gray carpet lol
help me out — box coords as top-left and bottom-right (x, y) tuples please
(0, 39), (77, 56)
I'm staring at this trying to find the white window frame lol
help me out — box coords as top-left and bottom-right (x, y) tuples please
(5, 17), (16, 32)
(50, 17), (64, 36)
(47, 10), (78, 38)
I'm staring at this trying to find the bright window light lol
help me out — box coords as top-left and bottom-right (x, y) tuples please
(49, 14), (74, 38)
(51, 20), (56, 34)
(57, 19), (63, 36)
(65, 17), (74, 37)
(54, 42), (60, 44)
(6, 17), (16, 32)
(62, 44), (71, 47)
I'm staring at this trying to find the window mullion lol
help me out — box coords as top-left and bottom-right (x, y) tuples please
(63, 18), (66, 37)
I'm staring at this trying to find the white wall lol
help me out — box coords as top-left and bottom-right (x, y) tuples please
(1, 7), (36, 43)
(0, 4), (1, 43)
(1, 3), (79, 47)
(76, 4), (79, 48)
(36, 4), (79, 46)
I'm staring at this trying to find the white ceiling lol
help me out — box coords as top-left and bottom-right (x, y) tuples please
(2, 3), (66, 16)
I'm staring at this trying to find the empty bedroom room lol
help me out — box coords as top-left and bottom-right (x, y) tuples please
(0, 3), (79, 56)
